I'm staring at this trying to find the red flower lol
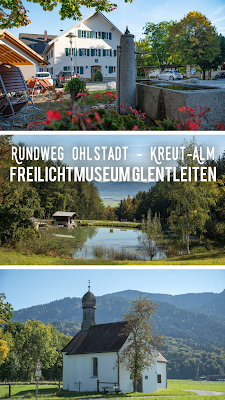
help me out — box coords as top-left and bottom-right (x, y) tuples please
(178, 106), (186, 113)
(114, 93), (118, 99)
(72, 117), (78, 123)
(94, 112), (102, 123)
(66, 111), (72, 116)
(132, 125), (138, 130)
(216, 122), (224, 130)
(86, 117), (91, 123)
(46, 110), (61, 124)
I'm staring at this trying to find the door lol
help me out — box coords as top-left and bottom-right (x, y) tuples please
(137, 376), (143, 392)
(91, 66), (101, 80)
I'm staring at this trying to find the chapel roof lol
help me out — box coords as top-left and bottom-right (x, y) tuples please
(62, 321), (129, 354)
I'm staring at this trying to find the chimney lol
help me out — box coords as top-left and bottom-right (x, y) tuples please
(44, 30), (47, 42)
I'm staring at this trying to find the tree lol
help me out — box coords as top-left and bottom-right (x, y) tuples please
(118, 294), (162, 392)
(138, 209), (163, 260)
(169, 12), (220, 79)
(168, 138), (217, 254)
(0, 0), (133, 29)
(0, 294), (13, 365)
(143, 21), (174, 65)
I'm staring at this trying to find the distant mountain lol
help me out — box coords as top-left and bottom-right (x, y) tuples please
(194, 289), (225, 320)
(13, 291), (225, 349)
(94, 182), (154, 199)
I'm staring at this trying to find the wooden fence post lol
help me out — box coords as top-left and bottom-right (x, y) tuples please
(58, 381), (61, 394)
(97, 380), (99, 392)
(9, 384), (11, 398)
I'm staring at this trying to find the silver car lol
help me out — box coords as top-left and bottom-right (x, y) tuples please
(156, 70), (183, 80)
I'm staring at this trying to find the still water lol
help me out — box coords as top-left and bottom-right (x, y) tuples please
(41, 226), (166, 260)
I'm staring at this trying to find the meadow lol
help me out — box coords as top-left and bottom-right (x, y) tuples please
(0, 380), (224, 399)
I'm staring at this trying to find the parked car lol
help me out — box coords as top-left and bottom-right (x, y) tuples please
(35, 72), (53, 86)
(215, 72), (225, 79)
(55, 71), (76, 87)
(156, 70), (183, 80)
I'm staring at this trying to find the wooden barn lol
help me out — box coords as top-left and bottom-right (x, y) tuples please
(52, 211), (77, 225)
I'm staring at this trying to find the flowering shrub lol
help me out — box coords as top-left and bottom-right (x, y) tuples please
(64, 77), (86, 94)
(152, 105), (224, 131)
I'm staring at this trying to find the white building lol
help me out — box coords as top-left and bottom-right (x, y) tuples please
(44, 11), (122, 81)
(62, 288), (167, 393)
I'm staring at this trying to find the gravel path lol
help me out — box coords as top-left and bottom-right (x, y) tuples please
(182, 389), (225, 396)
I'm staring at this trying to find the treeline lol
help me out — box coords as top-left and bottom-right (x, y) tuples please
(0, 319), (71, 381)
(0, 136), (104, 248)
(163, 337), (225, 379)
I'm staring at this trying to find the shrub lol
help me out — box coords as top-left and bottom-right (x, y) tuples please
(64, 77), (86, 93)
(94, 70), (103, 81)
(191, 246), (207, 253)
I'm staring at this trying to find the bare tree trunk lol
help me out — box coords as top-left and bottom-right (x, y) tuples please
(186, 234), (190, 254)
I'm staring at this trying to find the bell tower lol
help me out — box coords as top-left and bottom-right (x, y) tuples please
(81, 281), (96, 331)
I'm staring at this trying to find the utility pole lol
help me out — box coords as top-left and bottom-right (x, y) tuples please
(66, 32), (77, 76)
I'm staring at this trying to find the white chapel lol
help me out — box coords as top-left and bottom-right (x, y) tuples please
(62, 287), (167, 393)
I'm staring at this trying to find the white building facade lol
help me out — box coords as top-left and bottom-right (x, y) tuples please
(44, 12), (121, 81)
(62, 288), (167, 393)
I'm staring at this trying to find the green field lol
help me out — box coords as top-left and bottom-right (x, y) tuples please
(1, 248), (225, 265)
(0, 380), (224, 399)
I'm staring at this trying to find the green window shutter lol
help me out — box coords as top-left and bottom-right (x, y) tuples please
(109, 66), (113, 73)
(90, 31), (93, 38)
(98, 31), (101, 39)
(87, 31), (90, 38)
(114, 49), (116, 57)
(79, 49), (82, 56)
(87, 49), (90, 56)
(63, 67), (67, 71)
(98, 49), (101, 56)
(78, 30), (81, 38)
(110, 49), (112, 57)
(109, 32), (112, 40)
(102, 32), (105, 39)
(103, 49), (106, 57)
(80, 66), (84, 74)
(91, 49), (94, 56)
(65, 48), (69, 56)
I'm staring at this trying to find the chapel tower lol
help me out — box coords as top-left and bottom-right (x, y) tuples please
(81, 281), (96, 331)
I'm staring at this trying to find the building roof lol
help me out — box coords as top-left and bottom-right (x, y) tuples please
(62, 321), (129, 354)
(0, 30), (48, 65)
(19, 33), (56, 55)
(52, 211), (77, 217)
(44, 11), (122, 54)
(157, 352), (168, 363)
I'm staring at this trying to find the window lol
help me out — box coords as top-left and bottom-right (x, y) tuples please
(50, 50), (53, 58)
(92, 357), (98, 377)
(92, 31), (98, 39)
(81, 30), (86, 38)
(79, 49), (90, 57)
(102, 32), (112, 40)
(91, 49), (98, 57)
(74, 66), (84, 74)
(109, 66), (116, 74)
(103, 49), (112, 57)
(157, 375), (161, 384)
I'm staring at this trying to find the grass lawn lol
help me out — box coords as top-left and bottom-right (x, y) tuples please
(0, 381), (224, 399)
(168, 379), (225, 392)
(1, 248), (225, 265)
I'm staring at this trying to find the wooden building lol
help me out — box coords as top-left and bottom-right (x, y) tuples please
(52, 211), (77, 225)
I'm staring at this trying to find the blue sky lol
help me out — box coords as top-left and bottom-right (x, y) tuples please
(1, 269), (225, 310)
(8, 0), (225, 40)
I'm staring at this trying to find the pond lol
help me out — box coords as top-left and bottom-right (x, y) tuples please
(40, 226), (167, 261)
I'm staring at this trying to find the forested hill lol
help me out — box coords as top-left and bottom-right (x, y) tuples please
(13, 290), (225, 349)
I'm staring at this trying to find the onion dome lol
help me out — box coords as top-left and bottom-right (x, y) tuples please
(82, 291), (96, 308)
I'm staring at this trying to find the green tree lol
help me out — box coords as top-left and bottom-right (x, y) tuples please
(0, 294), (13, 365)
(169, 11), (220, 79)
(0, 0), (133, 29)
(138, 209), (163, 260)
(143, 21), (174, 65)
(168, 139), (217, 254)
(118, 294), (162, 392)
(0, 183), (43, 245)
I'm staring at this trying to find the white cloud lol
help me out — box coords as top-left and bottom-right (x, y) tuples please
(212, 15), (225, 23)
(212, 4), (225, 16)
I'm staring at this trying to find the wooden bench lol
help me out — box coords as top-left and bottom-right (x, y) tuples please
(102, 386), (121, 394)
